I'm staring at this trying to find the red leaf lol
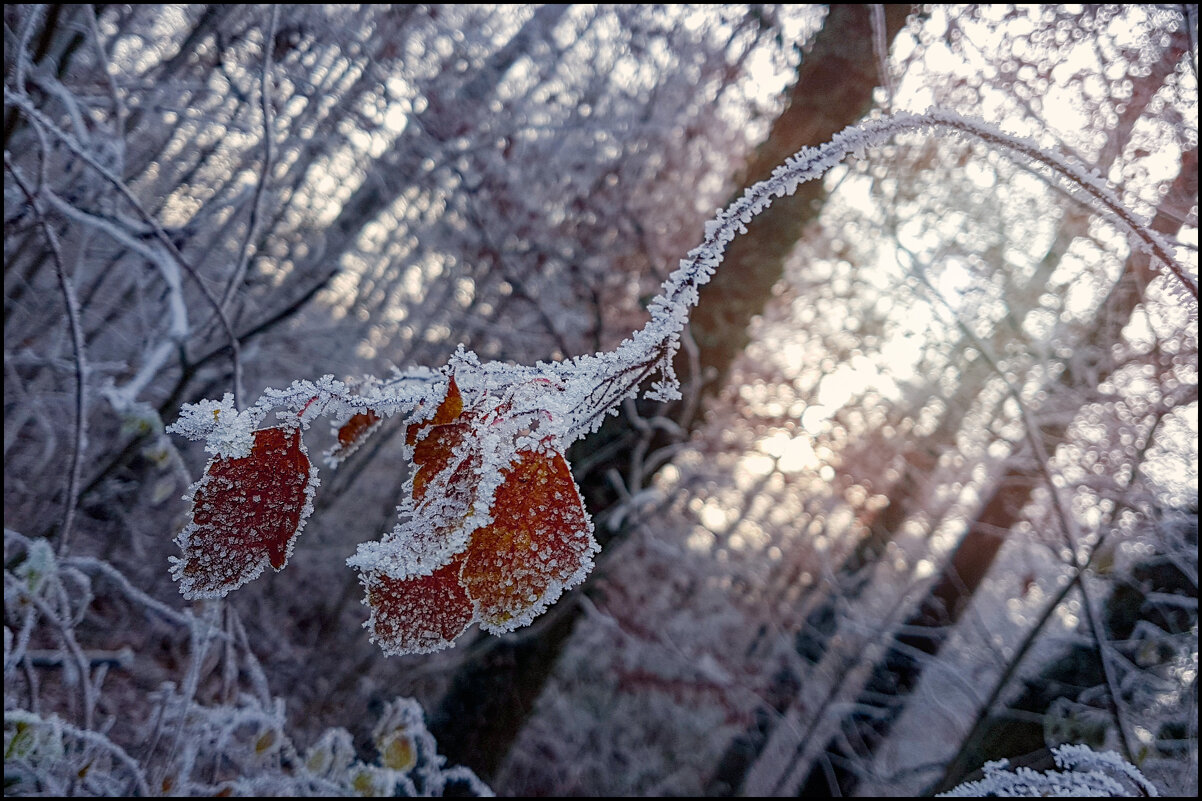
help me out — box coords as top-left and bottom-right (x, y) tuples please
(460, 445), (596, 632)
(362, 557), (474, 655)
(172, 426), (315, 599)
(327, 410), (382, 466)
(339, 410), (381, 449)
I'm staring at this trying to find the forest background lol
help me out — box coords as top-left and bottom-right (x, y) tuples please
(4, 4), (1198, 796)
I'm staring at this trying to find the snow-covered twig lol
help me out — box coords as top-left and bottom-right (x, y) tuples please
(174, 108), (1196, 460)
(164, 107), (1197, 658)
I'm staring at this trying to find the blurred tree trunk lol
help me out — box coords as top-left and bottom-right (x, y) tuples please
(689, 3), (910, 380)
(795, 142), (1198, 797)
(429, 4), (912, 783)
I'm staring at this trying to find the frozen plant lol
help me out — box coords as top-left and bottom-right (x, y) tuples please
(168, 109), (1198, 655)
(939, 743), (1160, 797)
(3, 529), (491, 796)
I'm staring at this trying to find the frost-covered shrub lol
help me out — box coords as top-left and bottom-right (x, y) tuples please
(4, 531), (490, 796)
(940, 744), (1160, 797)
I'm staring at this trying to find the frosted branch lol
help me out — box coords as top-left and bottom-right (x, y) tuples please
(175, 108), (1196, 454)
(5, 90), (246, 408)
(4, 155), (88, 558)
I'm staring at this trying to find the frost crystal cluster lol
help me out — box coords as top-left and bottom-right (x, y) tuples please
(939, 744), (1160, 797)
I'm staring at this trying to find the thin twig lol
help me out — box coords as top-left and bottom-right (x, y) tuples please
(5, 154), (88, 558)
(923, 560), (1085, 795)
(904, 251), (1139, 763)
(926, 390), (1185, 794)
(151, 603), (221, 791)
(222, 4), (279, 312)
(925, 111), (1196, 302)
(65, 555), (199, 629)
(7, 573), (97, 731)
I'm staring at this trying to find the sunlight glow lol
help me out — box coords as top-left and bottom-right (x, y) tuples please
(757, 430), (820, 474)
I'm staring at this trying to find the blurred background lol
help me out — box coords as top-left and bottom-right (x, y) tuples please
(4, 4), (1197, 796)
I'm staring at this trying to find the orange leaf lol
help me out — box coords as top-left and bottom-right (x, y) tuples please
(363, 557), (474, 655)
(172, 426), (314, 599)
(406, 378), (478, 545)
(405, 377), (463, 448)
(339, 410), (381, 448)
(460, 445), (596, 632)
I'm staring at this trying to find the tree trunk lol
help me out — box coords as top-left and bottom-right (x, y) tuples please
(691, 3), (911, 380)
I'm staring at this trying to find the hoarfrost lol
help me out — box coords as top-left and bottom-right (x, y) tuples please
(939, 744), (1160, 797)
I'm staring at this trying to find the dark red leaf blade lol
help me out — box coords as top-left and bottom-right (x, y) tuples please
(171, 426), (315, 599)
(362, 556), (475, 655)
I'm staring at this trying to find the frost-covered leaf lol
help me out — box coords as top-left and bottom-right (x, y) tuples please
(384, 377), (483, 577)
(407, 378), (473, 505)
(362, 557), (475, 656)
(356, 376), (598, 653)
(339, 410), (381, 449)
(378, 730), (418, 773)
(326, 410), (382, 467)
(303, 728), (357, 778)
(171, 426), (318, 599)
(461, 444), (597, 633)
(372, 699), (424, 773)
(405, 376), (464, 447)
